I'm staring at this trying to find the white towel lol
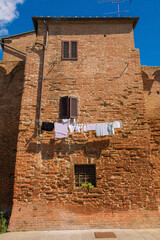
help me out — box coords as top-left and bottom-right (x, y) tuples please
(55, 123), (68, 138)
(113, 121), (122, 128)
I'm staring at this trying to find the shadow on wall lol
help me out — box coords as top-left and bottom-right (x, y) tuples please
(0, 62), (25, 214)
(3, 47), (26, 61)
(27, 138), (110, 160)
(142, 70), (160, 94)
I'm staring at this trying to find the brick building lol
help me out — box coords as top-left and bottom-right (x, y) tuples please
(0, 17), (160, 231)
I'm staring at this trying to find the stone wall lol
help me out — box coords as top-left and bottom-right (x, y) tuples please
(142, 66), (160, 201)
(7, 19), (159, 231)
(0, 31), (35, 213)
(2, 31), (35, 61)
(0, 61), (25, 212)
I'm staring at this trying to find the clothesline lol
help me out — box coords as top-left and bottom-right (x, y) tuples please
(54, 120), (122, 139)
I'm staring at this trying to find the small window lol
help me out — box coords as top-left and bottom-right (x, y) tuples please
(59, 96), (78, 119)
(74, 165), (96, 187)
(62, 41), (78, 60)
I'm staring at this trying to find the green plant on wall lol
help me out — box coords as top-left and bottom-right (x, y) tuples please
(0, 211), (8, 234)
(81, 182), (94, 193)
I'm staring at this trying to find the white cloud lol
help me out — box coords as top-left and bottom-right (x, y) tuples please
(0, 0), (25, 36)
(0, 28), (8, 36)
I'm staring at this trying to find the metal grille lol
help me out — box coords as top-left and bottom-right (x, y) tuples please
(74, 165), (96, 187)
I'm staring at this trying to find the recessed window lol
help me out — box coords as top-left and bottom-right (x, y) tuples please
(62, 41), (78, 60)
(74, 165), (96, 187)
(59, 96), (78, 119)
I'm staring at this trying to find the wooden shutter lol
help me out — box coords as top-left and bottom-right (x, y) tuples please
(70, 96), (78, 119)
(71, 41), (77, 59)
(62, 41), (69, 59)
(59, 96), (69, 119)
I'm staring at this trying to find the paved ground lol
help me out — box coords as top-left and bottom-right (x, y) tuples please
(0, 229), (160, 240)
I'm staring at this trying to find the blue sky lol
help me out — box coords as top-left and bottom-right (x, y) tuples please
(0, 0), (160, 66)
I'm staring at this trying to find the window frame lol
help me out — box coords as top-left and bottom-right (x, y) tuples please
(74, 164), (97, 188)
(61, 41), (78, 60)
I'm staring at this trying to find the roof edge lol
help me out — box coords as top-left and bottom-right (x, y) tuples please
(0, 30), (35, 40)
(32, 17), (139, 33)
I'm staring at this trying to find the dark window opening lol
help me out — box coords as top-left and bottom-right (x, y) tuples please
(62, 41), (78, 60)
(59, 96), (78, 119)
(157, 91), (159, 94)
(74, 165), (96, 187)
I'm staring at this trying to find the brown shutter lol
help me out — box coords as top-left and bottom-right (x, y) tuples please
(70, 96), (78, 119)
(63, 41), (69, 58)
(59, 96), (69, 119)
(71, 41), (77, 59)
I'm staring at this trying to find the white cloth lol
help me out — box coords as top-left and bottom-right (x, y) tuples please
(62, 119), (70, 124)
(83, 123), (96, 132)
(96, 123), (109, 136)
(55, 123), (68, 138)
(86, 123), (96, 131)
(83, 124), (87, 132)
(68, 124), (75, 133)
(75, 124), (83, 133)
(113, 121), (122, 128)
(108, 122), (114, 135)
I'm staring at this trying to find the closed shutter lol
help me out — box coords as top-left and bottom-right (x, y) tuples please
(70, 96), (78, 119)
(62, 41), (78, 59)
(62, 41), (69, 59)
(71, 41), (77, 59)
(59, 96), (69, 119)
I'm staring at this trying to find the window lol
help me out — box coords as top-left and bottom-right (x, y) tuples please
(59, 96), (78, 119)
(74, 165), (96, 187)
(62, 41), (78, 60)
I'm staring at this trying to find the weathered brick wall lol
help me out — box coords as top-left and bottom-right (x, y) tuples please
(0, 61), (25, 212)
(142, 66), (160, 201)
(2, 31), (35, 61)
(8, 19), (160, 231)
(0, 31), (36, 212)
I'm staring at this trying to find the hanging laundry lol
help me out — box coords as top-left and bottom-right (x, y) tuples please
(108, 122), (114, 135)
(68, 119), (77, 133)
(113, 121), (122, 128)
(68, 124), (75, 133)
(41, 122), (54, 131)
(83, 124), (87, 132)
(83, 123), (96, 132)
(86, 123), (96, 131)
(55, 122), (68, 138)
(75, 124), (83, 133)
(62, 119), (70, 124)
(96, 123), (109, 136)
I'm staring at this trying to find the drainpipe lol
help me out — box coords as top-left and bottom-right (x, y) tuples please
(36, 20), (49, 134)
